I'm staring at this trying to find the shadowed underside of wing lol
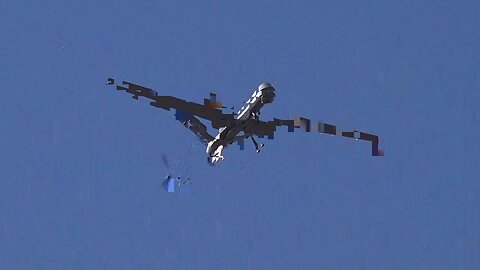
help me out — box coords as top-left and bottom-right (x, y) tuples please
(106, 78), (234, 129)
(247, 116), (384, 156)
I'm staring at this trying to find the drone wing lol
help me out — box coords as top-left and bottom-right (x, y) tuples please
(107, 78), (235, 129)
(247, 116), (384, 156)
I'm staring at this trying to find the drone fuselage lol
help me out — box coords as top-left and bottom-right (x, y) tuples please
(206, 83), (276, 164)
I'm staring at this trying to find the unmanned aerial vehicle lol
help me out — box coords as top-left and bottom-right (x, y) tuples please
(106, 78), (384, 165)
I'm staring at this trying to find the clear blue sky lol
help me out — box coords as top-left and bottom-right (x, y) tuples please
(1, 1), (479, 269)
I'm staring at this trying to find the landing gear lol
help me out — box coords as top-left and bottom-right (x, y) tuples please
(251, 137), (265, 153)
(251, 136), (259, 152)
(252, 111), (261, 121)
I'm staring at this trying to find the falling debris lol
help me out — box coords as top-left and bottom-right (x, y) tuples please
(162, 175), (175, 193)
(160, 151), (193, 194)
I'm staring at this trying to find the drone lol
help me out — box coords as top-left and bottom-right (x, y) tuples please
(106, 78), (384, 165)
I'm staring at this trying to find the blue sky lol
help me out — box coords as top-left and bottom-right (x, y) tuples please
(1, 1), (479, 269)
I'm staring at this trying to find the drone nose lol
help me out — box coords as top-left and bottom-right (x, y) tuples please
(261, 91), (275, 104)
(258, 83), (275, 92)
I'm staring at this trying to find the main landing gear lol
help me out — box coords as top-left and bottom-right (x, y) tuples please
(251, 137), (264, 153)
